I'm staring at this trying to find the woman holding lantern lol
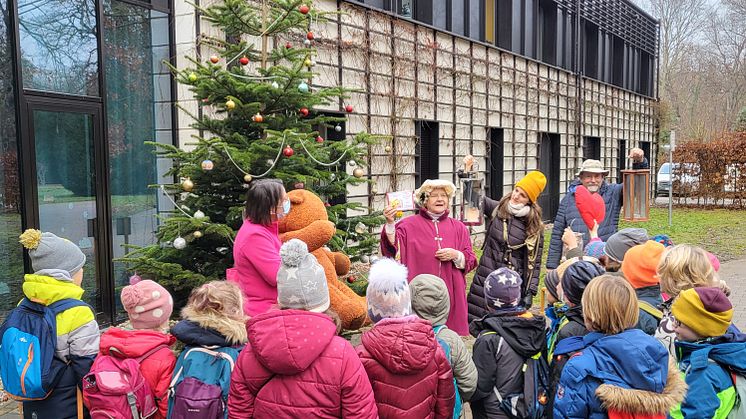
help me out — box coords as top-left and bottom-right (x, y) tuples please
(466, 171), (546, 323)
(381, 179), (477, 335)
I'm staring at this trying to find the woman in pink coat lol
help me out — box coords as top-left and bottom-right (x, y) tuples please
(228, 179), (288, 316)
(228, 240), (377, 418)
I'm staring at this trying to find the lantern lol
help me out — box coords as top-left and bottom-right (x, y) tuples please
(459, 174), (483, 226)
(622, 169), (651, 222)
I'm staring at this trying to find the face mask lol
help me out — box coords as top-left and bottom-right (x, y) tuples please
(282, 199), (291, 215)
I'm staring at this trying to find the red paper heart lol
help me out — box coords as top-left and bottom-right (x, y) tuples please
(575, 185), (606, 230)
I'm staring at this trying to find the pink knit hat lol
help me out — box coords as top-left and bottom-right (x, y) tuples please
(121, 275), (174, 329)
(707, 252), (721, 272)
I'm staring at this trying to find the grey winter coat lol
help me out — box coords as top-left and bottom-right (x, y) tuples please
(547, 181), (623, 269)
(410, 275), (478, 401)
(467, 197), (544, 322)
(469, 312), (546, 419)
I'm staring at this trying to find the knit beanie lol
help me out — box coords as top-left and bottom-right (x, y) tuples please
(515, 171), (547, 204)
(484, 267), (523, 310)
(19, 229), (86, 279)
(584, 239), (606, 260)
(544, 269), (561, 301)
(604, 228), (649, 262)
(621, 241), (665, 289)
(672, 287), (733, 338)
(366, 258), (411, 323)
(276, 239), (330, 313)
(561, 260), (605, 305)
(707, 252), (721, 272)
(409, 274), (449, 326)
(651, 234), (674, 248)
(121, 276), (174, 329)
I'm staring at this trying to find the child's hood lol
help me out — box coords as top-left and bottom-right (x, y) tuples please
(22, 273), (84, 305)
(99, 327), (175, 358)
(677, 330), (746, 372)
(247, 310), (336, 375)
(175, 306), (248, 346)
(472, 313), (546, 358)
(361, 316), (436, 374)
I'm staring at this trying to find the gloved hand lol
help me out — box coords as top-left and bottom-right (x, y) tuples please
(522, 294), (534, 309)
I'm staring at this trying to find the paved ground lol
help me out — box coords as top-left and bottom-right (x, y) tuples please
(719, 257), (746, 330)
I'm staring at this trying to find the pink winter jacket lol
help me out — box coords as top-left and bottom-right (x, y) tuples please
(227, 310), (378, 418)
(229, 218), (282, 316)
(356, 316), (456, 419)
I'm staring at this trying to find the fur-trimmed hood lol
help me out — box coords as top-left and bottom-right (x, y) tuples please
(596, 359), (688, 415)
(172, 307), (248, 347)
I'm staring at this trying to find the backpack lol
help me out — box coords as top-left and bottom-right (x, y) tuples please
(725, 368), (746, 419)
(433, 325), (463, 419)
(82, 345), (168, 419)
(638, 301), (663, 321)
(0, 298), (89, 400)
(167, 346), (240, 419)
(483, 332), (550, 419)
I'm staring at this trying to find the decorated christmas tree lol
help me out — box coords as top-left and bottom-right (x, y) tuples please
(120, 0), (383, 305)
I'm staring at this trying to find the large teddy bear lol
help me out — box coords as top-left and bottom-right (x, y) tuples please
(278, 189), (369, 330)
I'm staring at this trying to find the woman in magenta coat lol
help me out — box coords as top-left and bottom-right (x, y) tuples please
(381, 179), (477, 335)
(228, 179), (289, 316)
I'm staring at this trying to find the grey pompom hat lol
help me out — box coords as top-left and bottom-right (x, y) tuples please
(276, 239), (330, 313)
(19, 229), (85, 280)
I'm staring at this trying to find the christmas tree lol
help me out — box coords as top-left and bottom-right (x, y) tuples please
(120, 0), (383, 305)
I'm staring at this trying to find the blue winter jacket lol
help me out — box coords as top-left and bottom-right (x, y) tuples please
(553, 329), (671, 418)
(672, 331), (746, 418)
(547, 180), (623, 269)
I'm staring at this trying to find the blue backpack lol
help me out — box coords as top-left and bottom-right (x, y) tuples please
(0, 298), (89, 400)
(433, 325), (463, 419)
(167, 346), (241, 419)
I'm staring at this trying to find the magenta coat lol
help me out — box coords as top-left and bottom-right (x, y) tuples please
(356, 316), (455, 419)
(381, 209), (477, 335)
(228, 219), (282, 316)
(227, 310), (378, 418)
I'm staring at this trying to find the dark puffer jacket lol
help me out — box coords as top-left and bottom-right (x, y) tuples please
(635, 285), (663, 335)
(468, 197), (544, 322)
(546, 181), (623, 269)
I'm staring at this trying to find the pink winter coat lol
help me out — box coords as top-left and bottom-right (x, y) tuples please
(227, 310), (378, 418)
(356, 316), (456, 419)
(229, 218), (282, 316)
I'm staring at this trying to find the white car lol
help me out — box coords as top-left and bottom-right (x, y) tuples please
(656, 163), (700, 196)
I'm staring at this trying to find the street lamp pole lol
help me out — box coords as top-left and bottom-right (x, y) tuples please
(667, 131), (675, 227)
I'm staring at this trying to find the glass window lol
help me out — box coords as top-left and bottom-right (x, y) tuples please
(103, 0), (172, 320)
(524, 0), (535, 57)
(399, 0), (413, 17)
(511, 0), (522, 52)
(469, 0), (483, 40)
(18, 0), (99, 96)
(0, 0), (24, 320)
(433, 0), (447, 29)
(451, 0), (465, 35)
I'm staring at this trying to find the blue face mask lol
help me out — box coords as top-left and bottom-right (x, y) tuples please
(282, 199), (291, 216)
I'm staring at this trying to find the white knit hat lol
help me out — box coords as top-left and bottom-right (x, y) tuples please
(414, 179), (457, 206)
(276, 239), (330, 313)
(366, 258), (411, 323)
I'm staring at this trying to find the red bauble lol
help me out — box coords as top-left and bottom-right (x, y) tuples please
(209, 55), (219, 64)
(306, 32), (314, 41)
(316, 136), (324, 143)
(283, 146), (294, 157)
(299, 4), (310, 14)
(347, 275), (357, 283)
(345, 105), (354, 113)
(239, 56), (249, 65)
(324, 202), (331, 207)
(299, 107), (310, 117)
(285, 42), (292, 49)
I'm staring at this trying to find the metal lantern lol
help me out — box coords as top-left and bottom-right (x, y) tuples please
(622, 169), (651, 222)
(459, 174), (483, 226)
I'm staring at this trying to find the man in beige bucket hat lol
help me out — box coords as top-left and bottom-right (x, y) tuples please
(546, 159), (623, 269)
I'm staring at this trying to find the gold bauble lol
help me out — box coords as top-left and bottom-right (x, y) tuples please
(182, 178), (194, 191)
(384, 145), (392, 153)
(243, 174), (253, 183)
(193, 231), (203, 238)
(353, 167), (365, 178)
(225, 99), (236, 110)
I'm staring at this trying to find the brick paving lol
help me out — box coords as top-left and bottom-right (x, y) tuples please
(720, 257), (746, 330)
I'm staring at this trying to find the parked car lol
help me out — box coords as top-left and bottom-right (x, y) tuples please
(656, 163), (700, 196)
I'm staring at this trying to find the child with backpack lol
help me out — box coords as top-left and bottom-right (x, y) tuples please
(469, 268), (547, 419)
(229, 239), (377, 418)
(621, 241), (666, 335)
(410, 273), (478, 415)
(83, 276), (176, 418)
(553, 275), (687, 418)
(170, 280), (248, 418)
(357, 258), (455, 419)
(669, 287), (746, 418)
(656, 244), (729, 359)
(0, 229), (100, 419)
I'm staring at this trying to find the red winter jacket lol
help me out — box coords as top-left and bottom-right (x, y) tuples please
(98, 328), (176, 419)
(228, 310), (377, 418)
(356, 316), (456, 419)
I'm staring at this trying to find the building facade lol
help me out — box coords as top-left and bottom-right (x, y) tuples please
(1, 0), (658, 323)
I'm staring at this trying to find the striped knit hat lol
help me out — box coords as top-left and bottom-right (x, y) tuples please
(366, 258), (411, 323)
(672, 287), (733, 338)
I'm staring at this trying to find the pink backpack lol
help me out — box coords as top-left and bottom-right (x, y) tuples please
(82, 346), (166, 419)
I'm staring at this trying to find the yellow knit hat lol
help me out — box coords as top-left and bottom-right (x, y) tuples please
(515, 171), (547, 203)
(671, 287), (733, 338)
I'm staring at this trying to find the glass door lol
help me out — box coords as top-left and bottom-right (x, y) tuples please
(24, 98), (111, 319)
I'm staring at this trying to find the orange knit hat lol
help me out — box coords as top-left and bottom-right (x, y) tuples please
(515, 171), (547, 204)
(621, 241), (665, 289)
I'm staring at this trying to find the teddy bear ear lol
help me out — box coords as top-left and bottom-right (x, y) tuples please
(289, 191), (305, 205)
